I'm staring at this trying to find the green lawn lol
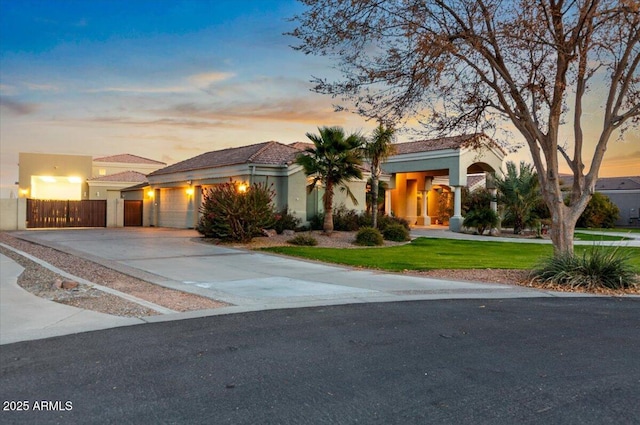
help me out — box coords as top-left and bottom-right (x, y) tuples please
(574, 232), (632, 241)
(263, 237), (640, 272)
(576, 227), (640, 234)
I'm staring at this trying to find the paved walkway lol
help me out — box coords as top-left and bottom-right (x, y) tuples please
(3, 227), (635, 345)
(1, 254), (142, 345)
(411, 226), (640, 246)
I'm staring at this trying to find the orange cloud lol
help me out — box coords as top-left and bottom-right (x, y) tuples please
(599, 150), (640, 177)
(161, 97), (348, 125)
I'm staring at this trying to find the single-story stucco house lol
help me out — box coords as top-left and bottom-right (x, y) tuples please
(594, 176), (640, 227)
(560, 175), (640, 227)
(129, 133), (505, 231)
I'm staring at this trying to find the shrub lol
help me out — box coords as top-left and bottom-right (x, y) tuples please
(382, 224), (410, 242)
(531, 245), (638, 290)
(577, 192), (619, 229)
(332, 205), (360, 231)
(309, 213), (324, 231)
(354, 227), (384, 246)
(197, 182), (276, 242)
(274, 207), (301, 234)
(462, 187), (493, 215)
(463, 208), (498, 235)
(287, 234), (318, 246)
(375, 214), (411, 232)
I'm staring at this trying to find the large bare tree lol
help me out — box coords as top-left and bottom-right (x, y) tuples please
(290, 0), (639, 254)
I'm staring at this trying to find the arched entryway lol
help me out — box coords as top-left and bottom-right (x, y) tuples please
(381, 134), (505, 231)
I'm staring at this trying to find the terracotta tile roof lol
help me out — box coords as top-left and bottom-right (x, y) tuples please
(93, 154), (166, 165)
(149, 141), (302, 176)
(121, 182), (150, 191)
(393, 134), (502, 155)
(467, 174), (486, 189)
(89, 171), (148, 183)
(289, 141), (314, 151)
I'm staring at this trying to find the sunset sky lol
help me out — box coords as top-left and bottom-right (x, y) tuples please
(1, 0), (638, 198)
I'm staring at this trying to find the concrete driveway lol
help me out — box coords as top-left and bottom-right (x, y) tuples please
(11, 228), (552, 311)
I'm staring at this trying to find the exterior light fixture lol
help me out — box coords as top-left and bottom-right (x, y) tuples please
(186, 187), (194, 196)
(237, 183), (248, 193)
(147, 190), (155, 199)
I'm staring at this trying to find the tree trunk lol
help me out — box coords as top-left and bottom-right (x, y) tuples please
(371, 176), (379, 229)
(323, 180), (334, 234)
(547, 202), (580, 256)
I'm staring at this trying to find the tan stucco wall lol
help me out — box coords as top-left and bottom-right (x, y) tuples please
(19, 153), (93, 200)
(285, 170), (308, 222)
(0, 199), (27, 230)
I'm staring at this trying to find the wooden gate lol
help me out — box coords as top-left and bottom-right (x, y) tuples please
(26, 199), (107, 228)
(124, 200), (143, 226)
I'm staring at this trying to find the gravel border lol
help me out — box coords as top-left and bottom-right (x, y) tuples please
(0, 233), (229, 317)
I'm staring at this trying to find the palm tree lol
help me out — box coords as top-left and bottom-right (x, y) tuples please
(495, 161), (542, 234)
(296, 126), (365, 233)
(363, 124), (396, 229)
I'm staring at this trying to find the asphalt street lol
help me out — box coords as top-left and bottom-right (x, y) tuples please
(2, 297), (639, 425)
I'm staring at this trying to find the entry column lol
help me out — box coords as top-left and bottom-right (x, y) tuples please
(449, 185), (463, 232)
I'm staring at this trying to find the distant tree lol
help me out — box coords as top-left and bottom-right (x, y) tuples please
(296, 126), (365, 233)
(363, 124), (396, 228)
(576, 192), (620, 228)
(495, 161), (543, 234)
(290, 0), (640, 255)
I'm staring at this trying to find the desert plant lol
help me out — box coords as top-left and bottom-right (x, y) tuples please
(197, 181), (276, 242)
(463, 208), (499, 235)
(274, 206), (302, 234)
(462, 187), (493, 215)
(495, 161), (542, 234)
(288, 234), (318, 246)
(382, 224), (410, 242)
(331, 205), (361, 231)
(308, 213), (324, 231)
(354, 227), (384, 246)
(531, 245), (638, 290)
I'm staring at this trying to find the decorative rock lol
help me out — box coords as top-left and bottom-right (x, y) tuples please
(54, 279), (79, 290)
(62, 280), (79, 290)
(262, 229), (277, 237)
(283, 229), (296, 236)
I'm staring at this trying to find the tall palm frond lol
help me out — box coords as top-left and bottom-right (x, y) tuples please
(363, 124), (395, 228)
(296, 126), (365, 233)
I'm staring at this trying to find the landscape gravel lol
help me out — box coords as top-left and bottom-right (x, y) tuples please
(0, 232), (229, 317)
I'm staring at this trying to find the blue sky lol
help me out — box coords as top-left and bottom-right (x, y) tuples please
(1, 0), (638, 197)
